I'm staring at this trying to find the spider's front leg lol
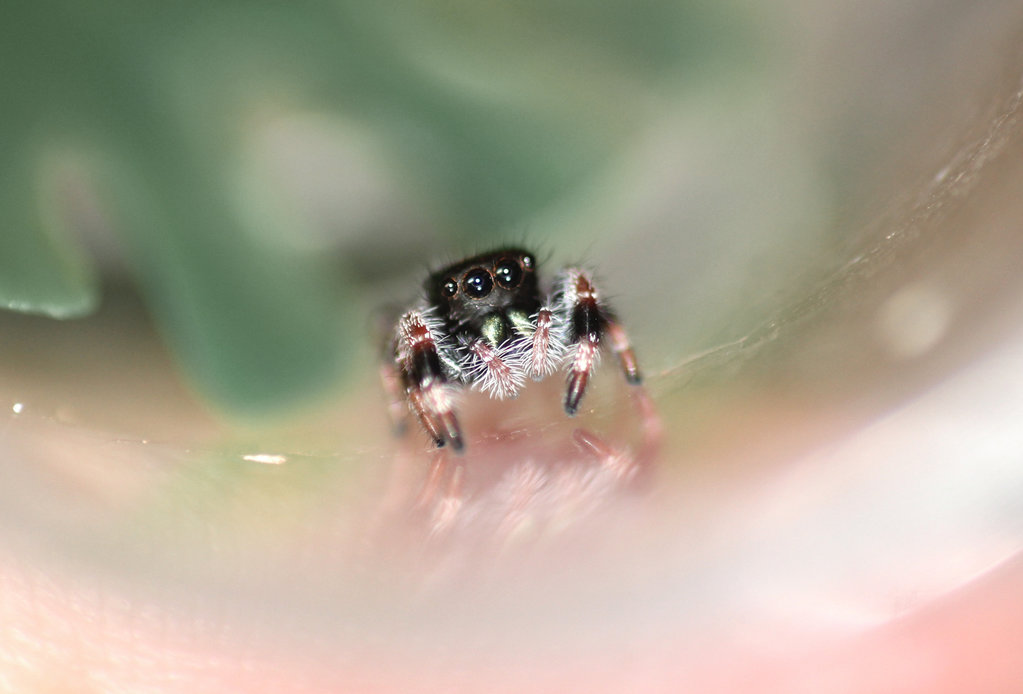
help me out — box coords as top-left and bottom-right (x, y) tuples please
(554, 269), (642, 415)
(526, 306), (565, 380)
(462, 336), (529, 399)
(395, 311), (465, 452)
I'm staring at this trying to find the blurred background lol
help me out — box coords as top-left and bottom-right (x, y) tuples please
(2, 1), (1023, 692)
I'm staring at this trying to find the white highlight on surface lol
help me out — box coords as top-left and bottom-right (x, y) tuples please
(242, 453), (288, 465)
(876, 282), (952, 358)
(11, 403), (23, 415)
(719, 317), (1023, 628)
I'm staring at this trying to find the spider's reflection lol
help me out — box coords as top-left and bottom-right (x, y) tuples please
(366, 388), (662, 582)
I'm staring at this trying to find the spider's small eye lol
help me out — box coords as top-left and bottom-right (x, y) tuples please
(522, 255), (534, 270)
(462, 268), (494, 299)
(441, 278), (458, 298)
(494, 259), (523, 289)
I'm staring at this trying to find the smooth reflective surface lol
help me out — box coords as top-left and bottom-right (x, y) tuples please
(3, 3), (1023, 693)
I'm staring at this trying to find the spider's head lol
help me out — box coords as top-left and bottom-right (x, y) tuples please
(427, 248), (541, 341)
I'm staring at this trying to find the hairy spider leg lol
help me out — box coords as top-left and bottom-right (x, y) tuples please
(557, 269), (603, 415)
(564, 337), (599, 415)
(397, 311), (465, 452)
(406, 386), (445, 447)
(528, 307), (565, 379)
(555, 269), (642, 415)
(379, 362), (409, 435)
(464, 338), (528, 399)
(606, 319), (642, 385)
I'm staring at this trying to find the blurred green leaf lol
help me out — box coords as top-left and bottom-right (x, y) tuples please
(0, 152), (98, 318)
(0, 0), (735, 412)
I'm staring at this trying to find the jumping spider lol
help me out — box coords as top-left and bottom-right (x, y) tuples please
(381, 248), (641, 452)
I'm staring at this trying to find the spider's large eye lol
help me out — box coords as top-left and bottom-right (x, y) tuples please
(441, 278), (458, 298)
(462, 268), (494, 299)
(494, 258), (522, 289)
